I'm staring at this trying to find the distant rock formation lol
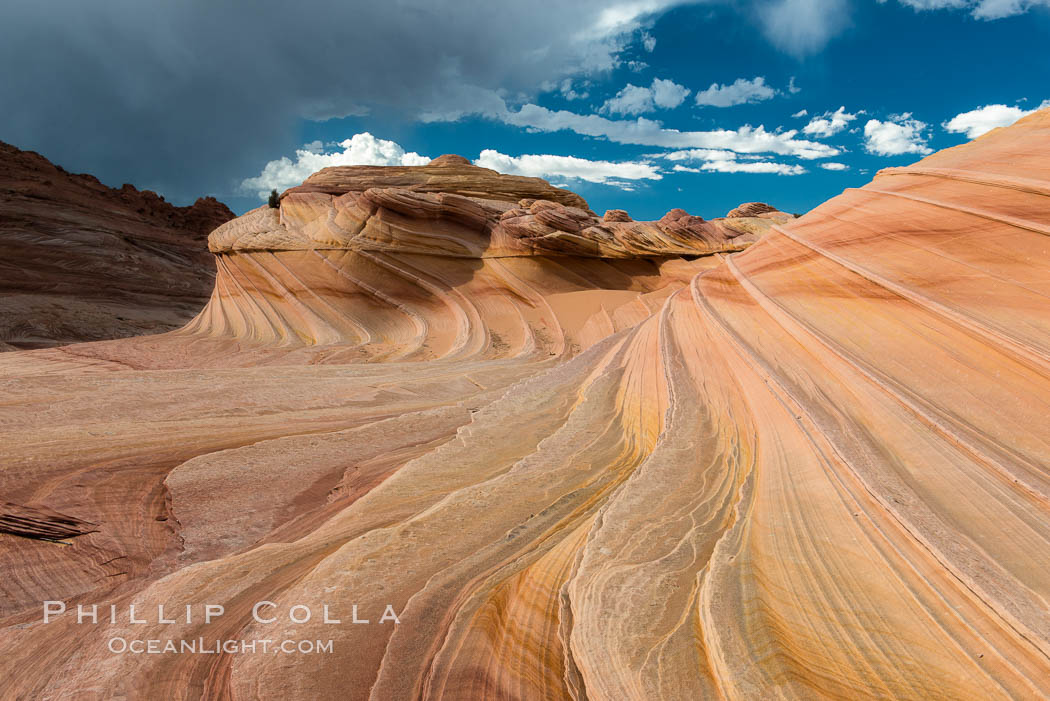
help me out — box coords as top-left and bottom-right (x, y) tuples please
(725, 201), (781, 218)
(285, 152), (590, 209)
(0, 141), (233, 349)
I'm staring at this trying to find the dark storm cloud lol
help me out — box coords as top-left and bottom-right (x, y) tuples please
(0, 0), (679, 204)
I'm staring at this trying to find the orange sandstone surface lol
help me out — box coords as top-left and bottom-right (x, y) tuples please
(1, 111), (1049, 700)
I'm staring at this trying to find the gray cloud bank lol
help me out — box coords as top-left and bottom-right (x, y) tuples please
(0, 0), (680, 205)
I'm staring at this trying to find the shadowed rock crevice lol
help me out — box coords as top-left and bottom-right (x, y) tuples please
(0, 502), (99, 541)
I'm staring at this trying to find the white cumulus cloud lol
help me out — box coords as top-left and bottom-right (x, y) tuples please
(661, 149), (806, 175)
(802, 106), (858, 137)
(651, 78), (692, 108)
(695, 77), (776, 108)
(820, 162), (850, 170)
(661, 148), (745, 162)
(601, 84), (658, 116)
(424, 94), (840, 160)
(888, 0), (1050, 20)
(863, 114), (933, 156)
(508, 104), (839, 158)
(601, 78), (691, 115)
(943, 101), (1049, 139)
(698, 159), (806, 175)
(973, 0), (1050, 18)
(474, 150), (662, 184)
(240, 132), (429, 200)
(890, 0), (970, 8)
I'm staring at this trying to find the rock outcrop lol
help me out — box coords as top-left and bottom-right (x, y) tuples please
(188, 156), (785, 354)
(2, 110), (1050, 700)
(0, 141), (234, 349)
(209, 180), (765, 258)
(725, 200), (781, 218)
(285, 153), (590, 208)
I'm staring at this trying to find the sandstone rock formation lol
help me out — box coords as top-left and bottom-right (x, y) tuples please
(2, 109), (1049, 700)
(0, 141), (233, 349)
(724, 200), (781, 218)
(218, 155), (774, 259)
(285, 153), (590, 208)
(187, 156), (779, 355)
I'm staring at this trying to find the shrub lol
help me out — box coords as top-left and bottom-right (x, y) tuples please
(268, 189), (279, 208)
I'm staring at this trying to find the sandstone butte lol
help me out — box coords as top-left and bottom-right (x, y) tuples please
(0, 109), (1049, 700)
(0, 140), (234, 350)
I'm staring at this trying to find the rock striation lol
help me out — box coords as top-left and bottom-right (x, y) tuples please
(0, 141), (233, 349)
(2, 110), (1050, 700)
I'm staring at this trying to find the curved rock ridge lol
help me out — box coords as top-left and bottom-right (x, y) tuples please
(178, 248), (714, 360)
(2, 110), (1050, 700)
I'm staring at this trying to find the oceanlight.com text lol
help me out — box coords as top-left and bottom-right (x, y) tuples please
(107, 637), (335, 655)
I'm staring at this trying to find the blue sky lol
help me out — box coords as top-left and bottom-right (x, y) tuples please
(4, 0), (1048, 220)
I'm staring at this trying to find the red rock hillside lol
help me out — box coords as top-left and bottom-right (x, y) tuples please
(0, 141), (233, 350)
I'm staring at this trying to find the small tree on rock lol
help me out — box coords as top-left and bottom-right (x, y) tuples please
(268, 189), (279, 208)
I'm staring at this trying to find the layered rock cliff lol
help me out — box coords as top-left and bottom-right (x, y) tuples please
(1, 111), (1049, 700)
(0, 141), (233, 349)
